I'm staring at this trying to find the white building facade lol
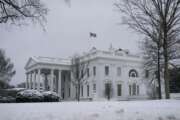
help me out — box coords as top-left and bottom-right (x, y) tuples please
(25, 47), (150, 100)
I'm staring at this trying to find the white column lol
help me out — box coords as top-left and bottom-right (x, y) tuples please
(26, 73), (28, 89)
(27, 73), (29, 89)
(31, 72), (34, 89)
(37, 69), (41, 91)
(70, 71), (74, 99)
(50, 69), (54, 92)
(33, 71), (36, 89)
(58, 70), (62, 98)
(30, 72), (32, 89)
(42, 74), (46, 91)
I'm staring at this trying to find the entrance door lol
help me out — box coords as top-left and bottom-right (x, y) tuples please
(105, 83), (112, 100)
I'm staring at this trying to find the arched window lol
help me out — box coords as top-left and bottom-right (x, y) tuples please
(129, 83), (140, 96)
(129, 69), (138, 78)
(132, 83), (136, 95)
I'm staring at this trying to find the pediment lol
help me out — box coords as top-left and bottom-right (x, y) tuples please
(24, 57), (37, 70)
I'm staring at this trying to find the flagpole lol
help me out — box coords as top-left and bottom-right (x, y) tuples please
(89, 32), (97, 49)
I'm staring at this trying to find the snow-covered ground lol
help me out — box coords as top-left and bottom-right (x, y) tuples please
(0, 100), (180, 120)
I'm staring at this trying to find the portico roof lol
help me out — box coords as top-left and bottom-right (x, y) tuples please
(25, 56), (71, 70)
(33, 56), (71, 65)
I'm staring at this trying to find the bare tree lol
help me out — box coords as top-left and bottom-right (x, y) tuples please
(142, 29), (180, 99)
(141, 37), (163, 99)
(71, 55), (89, 101)
(0, 49), (15, 89)
(0, 0), (47, 27)
(115, 0), (180, 99)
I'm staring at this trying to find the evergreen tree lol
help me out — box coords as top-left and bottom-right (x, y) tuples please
(0, 49), (15, 89)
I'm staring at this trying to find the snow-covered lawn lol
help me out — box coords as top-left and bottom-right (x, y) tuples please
(0, 100), (180, 120)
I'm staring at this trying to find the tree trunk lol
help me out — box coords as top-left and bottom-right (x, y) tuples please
(164, 47), (170, 99)
(163, 27), (170, 99)
(157, 41), (162, 99)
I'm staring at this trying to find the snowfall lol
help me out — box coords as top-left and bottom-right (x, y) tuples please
(0, 100), (180, 120)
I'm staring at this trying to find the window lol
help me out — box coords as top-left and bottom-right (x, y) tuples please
(75, 86), (78, 98)
(129, 69), (138, 78)
(137, 85), (139, 95)
(62, 92), (64, 99)
(69, 87), (71, 97)
(87, 68), (90, 77)
(93, 84), (96, 92)
(81, 70), (84, 78)
(81, 86), (83, 97)
(93, 66), (96, 76)
(63, 74), (66, 82)
(117, 67), (121, 76)
(129, 84), (139, 96)
(132, 83), (136, 95)
(145, 70), (149, 78)
(87, 85), (89, 97)
(117, 84), (122, 96)
(105, 66), (109, 76)
(129, 85), (131, 95)
(105, 83), (111, 98)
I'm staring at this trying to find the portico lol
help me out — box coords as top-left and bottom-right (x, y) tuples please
(25, 57), (73, 100)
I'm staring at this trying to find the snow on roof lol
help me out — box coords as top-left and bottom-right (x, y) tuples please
(32, 56), (71, 65)
(27, 47), (141, 68)
(18, 89), (43, 97)
(6, 88), (26, 91)
(42, 91), (59, 97)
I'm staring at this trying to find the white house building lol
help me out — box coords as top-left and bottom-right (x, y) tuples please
(24, 47), (151, 100)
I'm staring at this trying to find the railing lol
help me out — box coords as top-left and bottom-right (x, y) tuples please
(80, 50), (142, 62)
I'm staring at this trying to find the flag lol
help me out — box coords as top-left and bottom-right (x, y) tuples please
(90, 32), (97, 38)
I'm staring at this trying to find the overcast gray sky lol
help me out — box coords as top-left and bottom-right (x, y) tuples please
(0, 0), (141, 85)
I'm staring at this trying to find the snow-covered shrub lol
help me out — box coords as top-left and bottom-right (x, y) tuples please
(16, 90), (44, 102)
(42, 91), (60, 102)
(0, 96), (16, 103)
(0, 88), (25, 98)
